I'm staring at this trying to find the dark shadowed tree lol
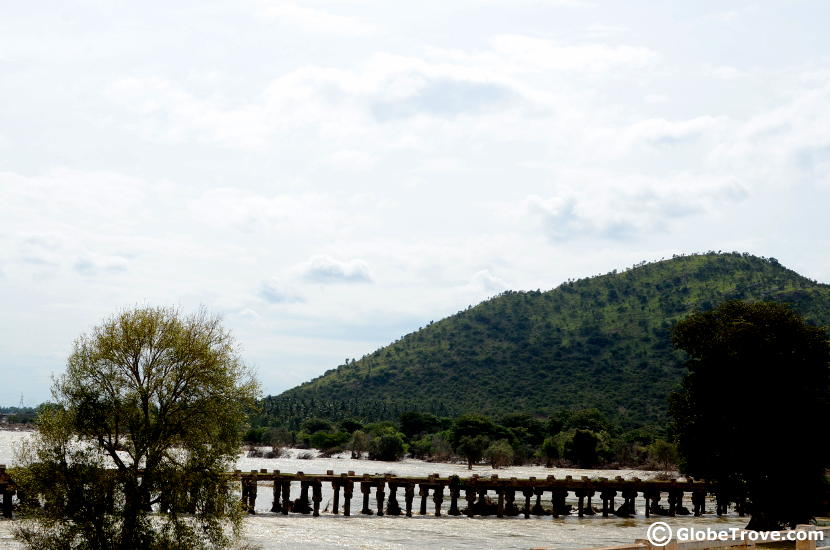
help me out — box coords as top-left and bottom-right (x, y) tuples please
(456, 435), (490, 469)
(541, 436), (560, 468)
(669, 301), (829, 531)
(564, 429), (599, 468)
(13, 306), (260, 550)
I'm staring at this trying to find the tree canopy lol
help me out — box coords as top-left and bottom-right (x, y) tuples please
(14, 306), (260, 550)
(668, 301), (830, 530)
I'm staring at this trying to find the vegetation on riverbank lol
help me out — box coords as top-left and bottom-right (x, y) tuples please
(245, 407), (678, 470)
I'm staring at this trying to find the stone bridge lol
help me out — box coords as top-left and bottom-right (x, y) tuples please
(1, 463), (737, 520)
(232, 469), (725, 519)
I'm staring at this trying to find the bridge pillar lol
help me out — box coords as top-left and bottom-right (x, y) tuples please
(418, 484), (429, 515)
(239, 472), (249, 511)
(271, 471), (282, 513)
(669, 489), (686, 516)
(600, 489), (616, 518)
(497, 489), (505, 518)
(617, 488), (637, 517)
(465, 488), (476, 517)
(692, 489), (705, 517)
(716, 491), (726, 516)
(432, 485), (444, 516)
(575, 489), (586, 518)
(585, 490), (596, 515)
(247, 471), (258, 514)
(374, 480), (385, 516)
(296, 480), (311, 514)
(404, 484), (415, 517)
(532, 487), (545, 516)
(522, 488), (533, 518)
(386, 483), (402, 516)
(343, 480), (354, 517)
(312, 479), (322, 517)
(552, 488), (568, 517)
(476, 489), (488, 515)
(281, 480), (291, 515)
(331, 480), (340, 514)
(360, 481), (373, 515)
(448, 486), (461, 516)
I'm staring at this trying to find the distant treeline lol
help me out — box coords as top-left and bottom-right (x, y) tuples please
(0, 405), (37, 424)
(246, 408), (678, 470)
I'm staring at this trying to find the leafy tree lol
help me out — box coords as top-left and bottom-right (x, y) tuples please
(565, 429), (599, 468)
(348, 430), (370, 459)
(428, 432), (454, 461)
(456, 435), (490, 469)
(13, 306), (260, 550)
(565, 408), (611, 433)
(408, 434), (433, 459)
(647, 439), (678, 471)
(484, 440), (514, 469)
(368, 428), (406, 461)
(338, 418), (364, 434)
(300, 417), (333, 434)
(669, 301), (830, 530)
(399, 411), (441, 438)
(541, 436), (560, 467)
(450, 414), (496, 447)
(498, 413), (545, 445)
(309, 431), (350, 452)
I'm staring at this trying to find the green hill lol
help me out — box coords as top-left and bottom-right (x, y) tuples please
(266, 252), (830, 429)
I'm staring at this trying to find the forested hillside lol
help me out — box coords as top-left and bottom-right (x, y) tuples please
(264, 253), (830, 429)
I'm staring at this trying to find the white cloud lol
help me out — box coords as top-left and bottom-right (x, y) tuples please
(260, 278), (303, 303)
(297, 255), (373, 284)
(489, 34), (658, 73)
(470, 269), (510, 292)
(624, 115), (723, 147)
(253, 1), (377, 36)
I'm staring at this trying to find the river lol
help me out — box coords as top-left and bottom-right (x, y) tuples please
(0, 430), (749, 549)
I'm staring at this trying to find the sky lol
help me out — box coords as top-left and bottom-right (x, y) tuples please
(2, 0), (830, 405)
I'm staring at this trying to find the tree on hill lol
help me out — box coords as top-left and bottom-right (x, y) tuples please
(13, 306), (260, 550)
(669, 301), (830, 531)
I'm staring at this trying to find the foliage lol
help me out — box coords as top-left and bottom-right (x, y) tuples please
(399, 411), (443, 438)
(484, 440), (514, 469)
(450, 414), (498, 447)
(347, 430), (370, 458)
(13, 306), (260, 550)
(268, 253), (830, 429)
(456, 435), (490, 469)
(668, 301), (830, 530)
(564, 429), (600, 468)
(647, 439), (678, 471)
(308, 431), (350, 452)
(367, 428), (406, 461)
(541, 436), (560, 467)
